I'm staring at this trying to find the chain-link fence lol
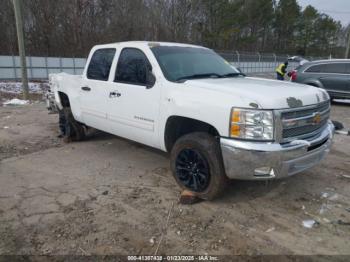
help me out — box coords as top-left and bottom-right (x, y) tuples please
(0, 51), (326, 81)
(217, 51), (325, 75)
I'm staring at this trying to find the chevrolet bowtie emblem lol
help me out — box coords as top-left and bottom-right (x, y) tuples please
(313, 113), (321, 125)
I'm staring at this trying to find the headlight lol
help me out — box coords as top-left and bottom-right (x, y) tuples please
(230, 108), (274, 140)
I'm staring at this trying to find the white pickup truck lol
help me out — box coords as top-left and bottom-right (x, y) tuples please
(48, 41), (334, 199)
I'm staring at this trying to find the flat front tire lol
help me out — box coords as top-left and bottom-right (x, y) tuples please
(170, 132), (228, 200)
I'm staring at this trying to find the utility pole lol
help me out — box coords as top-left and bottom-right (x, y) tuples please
(12, 0), (29, 100)
(345, 27), (350, 59)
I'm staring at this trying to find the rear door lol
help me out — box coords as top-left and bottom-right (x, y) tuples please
(79, 48), (116, 132)
(318, 63), (349, 93)
(346, 63), (350, 93)
(106, 48), (161, 147)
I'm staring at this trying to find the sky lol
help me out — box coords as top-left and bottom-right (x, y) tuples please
(297, 0), (350, 26)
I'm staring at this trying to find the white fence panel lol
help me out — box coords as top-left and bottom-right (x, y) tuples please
(0, 55), (86, 80)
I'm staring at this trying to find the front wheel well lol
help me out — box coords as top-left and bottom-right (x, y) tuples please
(164, 116), (220, 152)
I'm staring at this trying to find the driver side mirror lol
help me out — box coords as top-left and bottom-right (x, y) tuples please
(236, 67), (246, 76)
(146, 64), (156, 89)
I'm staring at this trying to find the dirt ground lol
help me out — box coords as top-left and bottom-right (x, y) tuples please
(0, 101), (350, 257)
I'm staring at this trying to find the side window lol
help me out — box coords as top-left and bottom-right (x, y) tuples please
(87, 48), (116, 81)
(305, 63), (348, 74)
(346, 63), (350, 74)
(326, 63), (346, 74)
(305, 64), (327, 73)
(115, 48), (151, 85)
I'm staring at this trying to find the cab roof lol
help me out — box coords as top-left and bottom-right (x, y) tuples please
(310, 59), (350, 64)
(92, 41), (208, 50)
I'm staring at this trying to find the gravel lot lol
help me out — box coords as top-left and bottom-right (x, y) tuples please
(0, 99), (350, 256)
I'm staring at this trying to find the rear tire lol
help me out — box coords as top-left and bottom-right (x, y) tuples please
(61, 107), (86, 142)
(170, 132), (228, 200)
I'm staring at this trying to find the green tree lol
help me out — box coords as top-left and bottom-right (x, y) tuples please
(274, 0), (301, 52)
(296, 5), (319, 56)
(238, 0), (274, 51)
(314, 14), (342, 56)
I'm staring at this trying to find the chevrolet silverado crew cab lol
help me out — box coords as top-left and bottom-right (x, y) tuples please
(48, 41), (335, 200)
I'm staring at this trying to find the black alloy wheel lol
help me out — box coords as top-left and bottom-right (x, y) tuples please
(175, 148), (211, 192)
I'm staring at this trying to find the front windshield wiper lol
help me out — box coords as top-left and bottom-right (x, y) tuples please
(175, 72), (246, 82)
(220, 72), (246, 78)
(175, 73), (222, 82)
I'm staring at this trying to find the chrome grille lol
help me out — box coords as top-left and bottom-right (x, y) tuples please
(282, 102), (330, 120)
(280, 101), (330, 141)
(282, 118), (328, 138)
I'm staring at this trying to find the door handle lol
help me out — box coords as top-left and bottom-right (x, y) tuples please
(81, 86), (91, 91)
(109, 91), (121, 98)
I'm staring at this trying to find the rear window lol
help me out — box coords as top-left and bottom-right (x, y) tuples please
(294, 65), (302, 71)
(87, 48), (116, 81)
(305, 64), (327, 73)
(305, 62), (349, 74)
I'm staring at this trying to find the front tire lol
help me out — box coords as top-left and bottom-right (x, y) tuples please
(170, 132), (228, 200)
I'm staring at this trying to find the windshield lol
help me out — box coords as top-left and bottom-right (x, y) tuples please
(151, 46), (240, 82)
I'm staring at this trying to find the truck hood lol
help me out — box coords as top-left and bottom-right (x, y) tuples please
(183, 77), (329, 109)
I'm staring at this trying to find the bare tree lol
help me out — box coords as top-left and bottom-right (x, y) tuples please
(0, 0), (345, 57)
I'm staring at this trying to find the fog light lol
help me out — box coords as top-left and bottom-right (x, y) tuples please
(254, 167), (275, 177)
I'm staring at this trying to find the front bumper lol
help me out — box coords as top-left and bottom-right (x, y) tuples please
(220, 121), (335, 180)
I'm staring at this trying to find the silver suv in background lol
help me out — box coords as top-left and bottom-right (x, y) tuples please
(291, 59), (350, 99)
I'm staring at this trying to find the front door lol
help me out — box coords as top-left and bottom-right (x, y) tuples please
(107, 48), (160, 147)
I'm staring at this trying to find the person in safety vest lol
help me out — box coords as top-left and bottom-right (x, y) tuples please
(276, 61), (288, 80)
